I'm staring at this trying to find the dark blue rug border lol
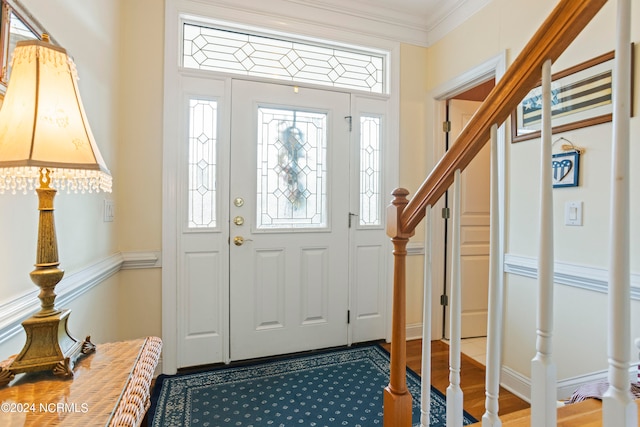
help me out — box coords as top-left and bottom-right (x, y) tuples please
(148, 343), (376, 424)
(147, 343), (478, 426)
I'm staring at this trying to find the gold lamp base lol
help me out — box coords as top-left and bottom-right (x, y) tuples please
(0, 311), (95, 386)
(0, 171), (96, 387)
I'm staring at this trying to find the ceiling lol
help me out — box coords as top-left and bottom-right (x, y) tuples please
(355, 0), (472, 29)
(201, 0), (491, 47)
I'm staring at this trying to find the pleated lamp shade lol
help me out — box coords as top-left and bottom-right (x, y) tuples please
(0, 35), (111, 193)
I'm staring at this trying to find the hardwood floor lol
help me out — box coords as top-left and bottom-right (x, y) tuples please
(381, 339), (530, 421)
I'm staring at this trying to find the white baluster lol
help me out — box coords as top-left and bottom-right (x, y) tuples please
(603, 0), (636, 425)
(421, 205), (433, 427)
(446, 169), (463, 427)
(482, 124), (503, 427)
(530, 58), (557, 427)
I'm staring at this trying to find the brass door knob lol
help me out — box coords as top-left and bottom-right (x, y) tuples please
(233, 236), (245, 246)
(233, 216), (245, 226)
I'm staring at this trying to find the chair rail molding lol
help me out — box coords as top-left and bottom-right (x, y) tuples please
(504, 253), (640, 299)
(121, 251), (162, 269)
(0, 251), (160, 344)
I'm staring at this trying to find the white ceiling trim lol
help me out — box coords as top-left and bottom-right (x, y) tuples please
(426, 0), (493, 46)
(283, 0), (430, 33)
(185, 0), (491, 47)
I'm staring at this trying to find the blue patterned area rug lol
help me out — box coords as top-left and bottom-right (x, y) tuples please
(149, 344), (477, 427)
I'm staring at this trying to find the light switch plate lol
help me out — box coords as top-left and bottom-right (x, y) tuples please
(564, 201), (582, 226)
(104, 199), (114, 222)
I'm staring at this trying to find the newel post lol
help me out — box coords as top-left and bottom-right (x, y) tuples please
(384, 188), (415, 427)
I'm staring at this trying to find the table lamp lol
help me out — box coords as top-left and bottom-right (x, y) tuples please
(0, 35), (112, 385)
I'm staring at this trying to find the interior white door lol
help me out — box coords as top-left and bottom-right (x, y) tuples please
(445, 99), (490, 338)
(229, 80), (351, 361)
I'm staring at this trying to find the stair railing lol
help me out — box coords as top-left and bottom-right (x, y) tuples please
(382, 0), (635, 426)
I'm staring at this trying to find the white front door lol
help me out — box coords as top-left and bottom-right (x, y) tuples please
(445, 99), (490, 339)
(175, 77), (390, 368)
(229, 80), (351, 360)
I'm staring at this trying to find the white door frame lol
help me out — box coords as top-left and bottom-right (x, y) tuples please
(161, 1), (400, 374)
(426, 52), (507, 340)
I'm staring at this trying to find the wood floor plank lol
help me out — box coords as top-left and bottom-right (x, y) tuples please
(381, 339), (530, 421)
(390, 339), (640, 426)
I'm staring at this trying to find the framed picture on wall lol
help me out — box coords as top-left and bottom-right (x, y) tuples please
(511, 45), (635, 142)
(552, 151), (580, 188)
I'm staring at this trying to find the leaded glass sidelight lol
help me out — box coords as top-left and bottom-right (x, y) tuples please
(359, 116), (381, 226)
(257, 108), (327, 229)
(188, 98), (218, 228)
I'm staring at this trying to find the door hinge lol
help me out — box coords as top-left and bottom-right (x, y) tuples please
(347, 310), (351, 324)
(345, 115), (353, 132)
(348, 212), (358, 228)
(440, 294), (448, 306)
(441, 207), (450, 219)
(443, 120), (451, 132)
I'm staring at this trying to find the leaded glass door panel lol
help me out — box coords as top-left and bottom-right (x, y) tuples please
(229, 80), (350, 360)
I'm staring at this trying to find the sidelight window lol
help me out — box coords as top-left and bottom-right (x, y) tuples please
(359, 116), (382, 226)
(187, 98), (218, 229)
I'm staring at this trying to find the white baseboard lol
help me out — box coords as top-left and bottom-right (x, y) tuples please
(500, 366), (532, 403)
(500, 363), (637, 403)
(0, 251), (160, 344)
(403, 325), (635, 403)
(406, 322), (423, 341)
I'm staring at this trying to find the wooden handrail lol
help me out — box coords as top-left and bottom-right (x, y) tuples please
(383, 1), (609, 426)
(399, 0), (607, 234)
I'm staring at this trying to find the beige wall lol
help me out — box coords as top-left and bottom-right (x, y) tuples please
(114, 0), (164, 341)
(0, 0), (122, 360)
(3, 0), (638, 388)
(117, 0), (164, 253)
(399, 44), (430, 328)
(424, 0), (640, 382)
(0, 0), (165, 361)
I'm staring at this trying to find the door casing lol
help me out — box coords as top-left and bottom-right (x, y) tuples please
(162, 4), (402, 375)
(426, 52), (507, 342)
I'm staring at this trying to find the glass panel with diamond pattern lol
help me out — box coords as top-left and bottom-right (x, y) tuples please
(188, 98), (218, 229)
(359, 116), (381, 226)
(257, 107), (327, 229)
(182, 23), (385, 94)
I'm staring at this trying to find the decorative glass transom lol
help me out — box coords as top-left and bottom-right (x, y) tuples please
(257, 107), (327, 229)
(359, 116), (381, 226)
(188, 98), (218, 228)
(182, 23), (385, 94)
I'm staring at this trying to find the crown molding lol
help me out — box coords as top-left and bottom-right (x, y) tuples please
(426, 0), (493, 46)
(179, 0), (490, 47)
